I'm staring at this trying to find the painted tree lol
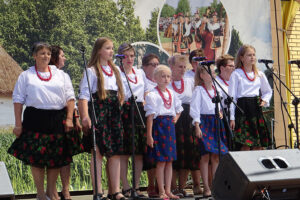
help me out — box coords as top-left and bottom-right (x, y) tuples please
(176, 0), (190, 16)
(161, 4), (176, 18)
(146, 8), (159, 45)
(228, 27), (243, 57)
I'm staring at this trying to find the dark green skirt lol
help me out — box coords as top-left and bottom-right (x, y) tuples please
(234, 96), (270, 148)
(82, 91), (124, 157)
(121, 101), (147, 155)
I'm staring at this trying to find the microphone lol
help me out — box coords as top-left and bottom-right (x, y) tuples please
(192, 56), (207, 61)
(115, 54), (126, 59)
(288, 60), (300, 65)
(258, 59), (273, 64)
(200, 60), (215, 66)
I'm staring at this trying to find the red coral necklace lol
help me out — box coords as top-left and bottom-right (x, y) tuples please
(35, 65), (52, 81)
(156, 86), (172, 109)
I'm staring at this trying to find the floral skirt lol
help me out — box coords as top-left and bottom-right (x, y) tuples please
(121, 101), (147, 155)
(173, 104), (201, 170)
(146, 116), (177, 162)
(234, 96), (270, 148)
(82, 91), (124, 157)
(7, 107), (73, 168)
(198, 114), (228, 155)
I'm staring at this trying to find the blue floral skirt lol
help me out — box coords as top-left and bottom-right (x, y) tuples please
(147, 116), (177, 162)
(198, 114), (228, 155)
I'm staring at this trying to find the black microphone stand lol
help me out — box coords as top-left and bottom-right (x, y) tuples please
(200, 63), (244, 156)
(117, 57), (145, 199)
(263, 62), (299, 148)
(80, 47), (101, 200)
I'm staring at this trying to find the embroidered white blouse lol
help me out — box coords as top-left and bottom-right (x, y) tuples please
(228, 68), (273, 120)
(79, 65), (120, 101)
(13, 65), (75, 110)
(168, 77), (194, 104)
(144, 88), (183, 119)
(120, 67), (147, 102)
(190, 85), (222, 125)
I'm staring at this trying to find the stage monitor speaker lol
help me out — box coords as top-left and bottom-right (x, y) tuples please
(0, 162), (14, 199)
(212, 149), (300, 200)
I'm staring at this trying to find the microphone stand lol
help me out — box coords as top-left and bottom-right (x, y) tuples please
(117, 57), (146, 199)
(80, 47), (101, 200)
(200, 63), (244, 155)
(263, 62), (299, 148)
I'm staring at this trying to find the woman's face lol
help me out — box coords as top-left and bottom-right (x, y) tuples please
(122, 49), (135, 69)
(144, 58), (159, 78)
(34, 47), (51, 66)
(171, 61), (186, 79)
(98, 41), (114, 61)
(57, 50), (66, 69)
(241, 48), (256, 67)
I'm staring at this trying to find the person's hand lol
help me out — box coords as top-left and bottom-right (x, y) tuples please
(64, 118), (74, 132)
(260, 100), (266, 107)
(195, 125), (202, 138)
(75, 118), (82, 132)
(13, 126), (22, 138)
(82, 117), (91, 135)
(230, 120), (235, 130)
(219, 112), (223, 119)
(147, 136), (154, 148)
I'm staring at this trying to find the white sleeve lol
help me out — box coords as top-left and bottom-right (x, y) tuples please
(141, 70), (149, 93)
(144, 93), (157, 117)
(174, 92), (183, 114)
(64, 72), (75, 102)
(228, 71), (238, 120)
(12, 72), (27, 104)
(190, 87), (201, 125)
(260, 72), (273, 107)
(79, 68), (96, 101)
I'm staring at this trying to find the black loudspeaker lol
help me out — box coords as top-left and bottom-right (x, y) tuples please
(0, 162), (14, 199)
(212, 149), (300, 200)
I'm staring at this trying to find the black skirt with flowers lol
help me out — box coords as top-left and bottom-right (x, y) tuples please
(234, 96), (270, 148)
(82, 91), (124, 157)
(7, 107), (73, 168)
(121, 101), (147, 155)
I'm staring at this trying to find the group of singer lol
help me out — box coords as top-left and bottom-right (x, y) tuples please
(7, 37), (272, 200)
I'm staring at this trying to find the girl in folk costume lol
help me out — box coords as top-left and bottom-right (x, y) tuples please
(145, 65), (183, 199)
(8, 42), (76, 200)
(229, 45), (272, 151)
(118, 43), (147, 197)
(78, 37), (126, 200)
(49, 45), (84, 200)
(141, 53), (160, 197)
(168, 55), (202, 197)
(190, 64), (228, 197)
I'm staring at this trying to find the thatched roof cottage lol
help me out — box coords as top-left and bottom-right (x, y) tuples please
(0, 46), (23, 96)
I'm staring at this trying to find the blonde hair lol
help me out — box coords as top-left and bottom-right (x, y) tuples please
(153, 64), (172, 80)
(168, 55), (187, 67)
(235, 44), (259, 76)
(194, 65), (215, 87)
(88, 37), (124, 104)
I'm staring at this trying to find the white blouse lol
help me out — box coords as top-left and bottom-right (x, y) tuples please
(215, 75), (229, 108)
(184, 69), (195, 79)
(120, 67), (147, 102)
(13, 65), (75, 110)
(144, 88), (183, 119)
(79, 65), (120, 101)
(228, 68), (273, 120)
(168, 77), (194, 104)
(190, 85), (222, 125)
(145, 77), (157, 92)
